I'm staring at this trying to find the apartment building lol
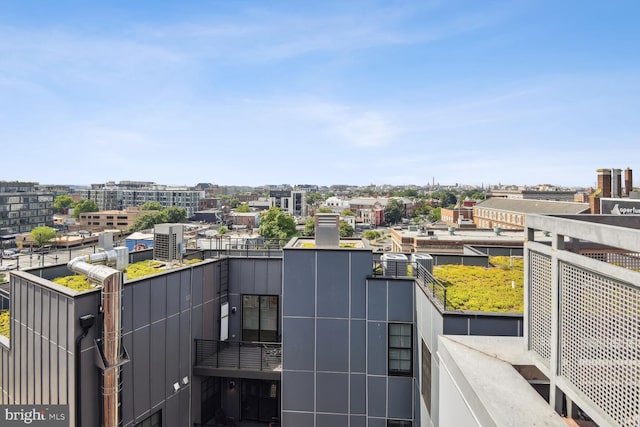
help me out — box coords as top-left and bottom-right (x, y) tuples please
(78, 183), (204, 217)
(78, 208), (144, 232)
(268, 189), (307, 217)
(473, 198), (589, 230)
(0, 181), (54, 234)
(6, 213), (635, 426)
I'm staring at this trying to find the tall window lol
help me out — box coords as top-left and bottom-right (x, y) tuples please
(201, 377), (221, 424)
(421, 340), (432, 414)
(242, 295), (279, 342)
(388, 323), (412, 376)
(136, 410), (161, 427)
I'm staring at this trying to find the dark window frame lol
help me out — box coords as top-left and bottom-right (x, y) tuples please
(387, 420), (412, 427)
(242, 294), (280, 342)
(388, 323), (413, 377)
(421, 339), (432, 414)
(135, 409), (161, 427)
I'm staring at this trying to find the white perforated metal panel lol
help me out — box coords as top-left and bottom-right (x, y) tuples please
(529, 251), (552, 366)
(581, 250), (640, 272)
(560, 262), (640, 427)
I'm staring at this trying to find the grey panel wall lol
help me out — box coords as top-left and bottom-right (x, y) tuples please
(228, 257), (282, 342)
(0, 274), (77, 420)
(119, 263), (205, 427)
(2, 258), (220, 427)
(282, 248), (415, 425)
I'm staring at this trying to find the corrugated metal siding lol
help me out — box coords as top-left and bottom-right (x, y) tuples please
(0, 275), (75, 408)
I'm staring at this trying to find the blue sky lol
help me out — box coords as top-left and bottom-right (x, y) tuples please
(1, 1), (639, 187)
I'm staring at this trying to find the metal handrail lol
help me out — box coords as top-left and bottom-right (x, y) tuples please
(201, 238), (290, 258)
(195, 339), (282, 371)
(371, 261), (448, 311)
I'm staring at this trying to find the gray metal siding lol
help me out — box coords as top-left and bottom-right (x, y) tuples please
(283, 248), (416, 424)
(1, 275), (75, 415)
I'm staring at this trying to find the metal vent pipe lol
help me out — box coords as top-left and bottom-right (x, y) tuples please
(68, 248), (127, 427)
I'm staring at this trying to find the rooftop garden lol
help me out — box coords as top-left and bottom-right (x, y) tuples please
(0, 310), (9, 339)
(433, 256), (524, 313)
(52, 258), (203, 291)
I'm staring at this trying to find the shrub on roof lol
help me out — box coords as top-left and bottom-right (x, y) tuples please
(0, 310), (10, 339)
(432, 256), (524, 313)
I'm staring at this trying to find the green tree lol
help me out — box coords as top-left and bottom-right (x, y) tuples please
(341, 209), (355, 216)
(140, 201), (163, 210)
(401, 188), (418, 198)
(73, 199), (99, 218)
(258, 207), (298, 240)
(31, 226), (56, 249)
(305, 192), (324, 205)
(384, 198), (404, 225)
(439, 191), (458, 208)
(364, 230), (381, 240)
(428, 207), (442, 223)
(229, 198), (240, 209)
(236, 204), (250, 213)
(164, 206), (187, 223)
(218, 226), (229, 235)
(53, 195), (74, 213)
(303, 217), (315, 236)
(130, 211), (167, 232)
(339, 220), (354, 237)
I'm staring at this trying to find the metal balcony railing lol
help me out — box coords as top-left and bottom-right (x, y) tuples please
(200, 238), (290, 259)
(195, 340), (282, 372)
(371, 261), (448, 311)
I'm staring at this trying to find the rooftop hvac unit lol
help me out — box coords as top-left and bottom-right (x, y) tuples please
(381, 253), (408, 276)
(153, 224), (184, 262)
(411, 253), (433, 275)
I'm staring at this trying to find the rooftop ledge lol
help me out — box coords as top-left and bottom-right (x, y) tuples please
(286, 237), (369, 250)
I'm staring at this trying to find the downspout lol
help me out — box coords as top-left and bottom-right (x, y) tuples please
(75, 314), (95, 427)
(68, 248), (128, 427)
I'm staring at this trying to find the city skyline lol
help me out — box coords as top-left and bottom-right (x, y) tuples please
(1, 1), (639, 187)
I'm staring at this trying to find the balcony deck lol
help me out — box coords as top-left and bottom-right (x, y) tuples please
(194, 340), (281, 380)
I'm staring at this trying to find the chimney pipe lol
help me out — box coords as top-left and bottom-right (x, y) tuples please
(597, 168), (612, 198)
(68, 248), (128, 427)
(625, 168), (633, 197)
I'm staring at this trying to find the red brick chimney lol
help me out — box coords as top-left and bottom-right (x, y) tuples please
(597, 168), (612, 198)
(624, 168), (633, 197)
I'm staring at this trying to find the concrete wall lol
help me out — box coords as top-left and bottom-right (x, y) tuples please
(416, 283), (444, 427)
(282, 247), (414, 426)
(438, 362), (480, 427)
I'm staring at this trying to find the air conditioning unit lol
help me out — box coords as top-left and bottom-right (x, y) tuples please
(411, 253), (433, 275)
(381, 253), (408, 276)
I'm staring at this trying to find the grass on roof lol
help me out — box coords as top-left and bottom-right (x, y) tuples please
(52, 259), (203, 291)
(0, 310), (9, 339)
(433, 256), (524, 313)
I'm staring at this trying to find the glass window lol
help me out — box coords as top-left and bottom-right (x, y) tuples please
(421, 340), (432, 414)
(243, 295), (279, 342)
(136, 410), (161, 427)
(387, 420), (412, 427)
(389, 323), (412, 376)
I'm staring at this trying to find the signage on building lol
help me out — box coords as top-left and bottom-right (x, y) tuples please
(601, 198), (640, 215)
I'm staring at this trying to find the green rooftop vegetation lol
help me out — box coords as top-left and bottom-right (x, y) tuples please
(52, 259), (203, 291)
(0, 273), (7, 284)
(0, 310), (9, 339)
(433, 256), (524, 313)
